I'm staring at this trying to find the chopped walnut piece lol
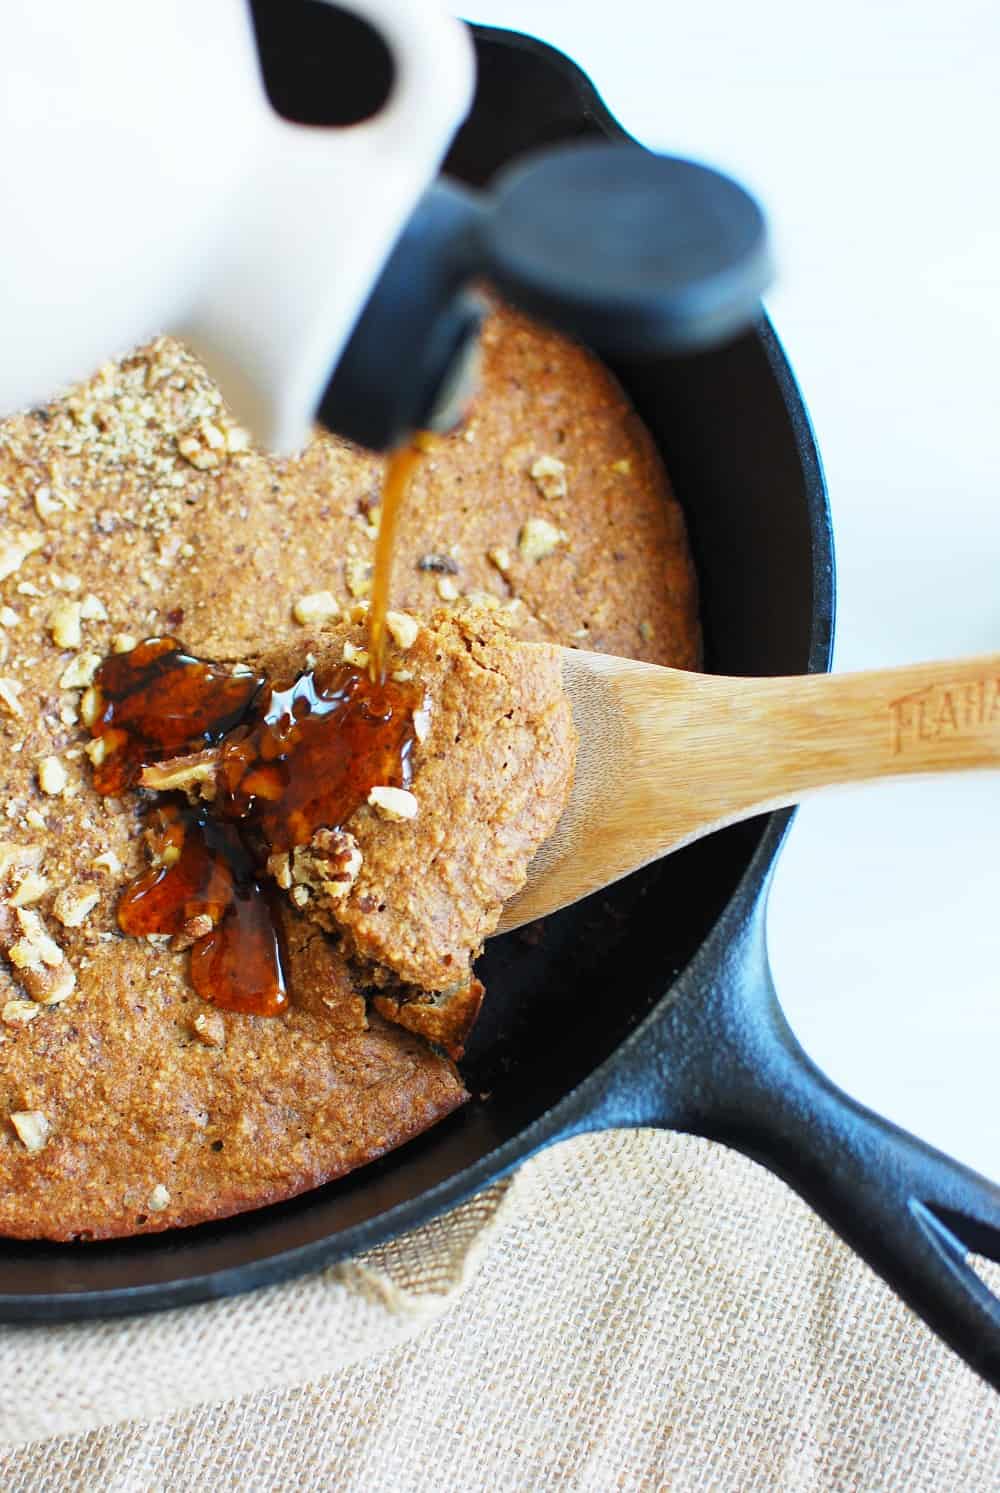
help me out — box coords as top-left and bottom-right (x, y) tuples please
(79, 593), (108, 622)
(412, 704), (432, 744)
(48, 599), (83, 649)
(518, 517), (566, 562)
(462, 590), (501, 611)
(286, 829), (363, 916)
(345, 555), (373, 599)
(1, 904), (76, 1006)
(170, 914), (214, 951)
(342, 641), (369, 668)
(92, 850), (122, 876)
(79, 685), (103, 725)
(293, 590), (340, 626)
(11, 908), (64, 968)
(52, 887), (101, 928)
(33, 485), (63, 522)
(138, 748), (219, 800)
(178, 418), (227, 470)
(0, 531), (45, 583)
(2, 999), (40, 1028)
(59, 652), (100, 689)
(290, 885), (310, 908)
(111, 633), (137, 654)
(0, 679), (24, 718)
(0, 844), (43, 880)
(147, 1183), (171, 1213)
(8, 870), (50, 908)
(192, 1009), (226, 1047)
(266, 851), (292, 890)
(530, 454), (568, 500)
(84, 737), (109, 767)
(367, 786), (418, 822)
(37, 756), (68, 796)
(385, 610), (419, 650)
(436, 576), (459, 602)
(10, 1110), (51, 1153)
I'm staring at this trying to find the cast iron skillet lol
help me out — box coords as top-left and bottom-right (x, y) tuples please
(4, 18), (1000, 1391)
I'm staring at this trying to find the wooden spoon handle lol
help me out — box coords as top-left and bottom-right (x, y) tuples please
(648, 653), (1000, 842)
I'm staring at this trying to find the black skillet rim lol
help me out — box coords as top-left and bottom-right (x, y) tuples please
(0, 25), (834, 1322)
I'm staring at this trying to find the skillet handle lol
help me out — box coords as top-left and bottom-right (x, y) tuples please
(629, 896), (1000, 1391)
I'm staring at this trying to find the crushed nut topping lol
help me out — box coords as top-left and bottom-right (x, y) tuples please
(413, 704), (432, 744)
(33, 485), (64, 522)
(0, 679), (24, 718)
(288, 828), (363, 908)
(10, 908), (64, 969)
(342, 641), (370, 668)
(59, 652), (100, 689)
(192, 1009), (226, 1047)
(10, 1110), (51, 1153)
(0, 531), (45, 584)
(462, 590), (501, 611)
(37, 756), (69, 797)
(48, 599), (83, 649)
(345, 555), (373, 599)
(518, 517), (566, 562)
(265, 851), (292, 891)
(530, 454), (568, 500)
(8, 870), (50, 909)
(368, 785), (419, 822)
(171, 914), (214, 951)
(385, 610), (419, 650)
(138, 748), (219, 800)
(79, 594), (108, 622)
(2, 999), (40, 1028)
(177, 418), (232, 470)
(293, 590), (341, 627)
(52, 887), (101, 929)
(79, 685), (103, 725)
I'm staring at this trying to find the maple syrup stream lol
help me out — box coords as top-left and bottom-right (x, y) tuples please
(89, 443), (424, 1016)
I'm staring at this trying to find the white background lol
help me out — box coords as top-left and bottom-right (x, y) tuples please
(467, 1), (1000, 1177)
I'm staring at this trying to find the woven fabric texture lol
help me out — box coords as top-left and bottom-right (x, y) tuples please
(2, 1129), (998, 1489)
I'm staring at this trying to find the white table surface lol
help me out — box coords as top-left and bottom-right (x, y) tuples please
(467, 0), (1000, 1178)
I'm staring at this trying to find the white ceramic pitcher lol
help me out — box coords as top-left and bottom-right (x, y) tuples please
(0, 0), (474, 451)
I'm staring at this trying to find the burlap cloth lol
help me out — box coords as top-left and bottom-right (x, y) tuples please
(2, 1128), (998, 1488)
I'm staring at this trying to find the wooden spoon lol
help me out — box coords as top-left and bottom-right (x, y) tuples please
(498, 649), (1000, 933)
